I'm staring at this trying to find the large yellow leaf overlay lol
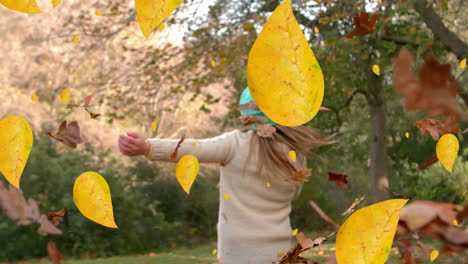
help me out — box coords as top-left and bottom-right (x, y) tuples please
(135, 0), (184, 39)
(436, 134), (459, 173)
(247, 0), (324, 126)
(336, 199), (408, 264)
(0, 116), (33, 188)
(175, 155), (199, 194)
(73, 171), (118, 228)
(52, 0), (62, 8)
(0, 0), (41, 14)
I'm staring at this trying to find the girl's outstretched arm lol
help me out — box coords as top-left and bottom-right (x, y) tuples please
(118, 130), (240, 164)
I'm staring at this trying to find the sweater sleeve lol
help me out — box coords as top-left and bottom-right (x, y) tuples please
(145, 130), (240, 164)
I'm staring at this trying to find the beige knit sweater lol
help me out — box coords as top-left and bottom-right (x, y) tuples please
(146, 129), (305, 264)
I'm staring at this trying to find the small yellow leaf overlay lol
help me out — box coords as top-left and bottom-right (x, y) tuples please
(192, 142), (197, 147)
(175, 155), (200, 194)
(95, 8), (101, 16)
(453, 219), (458, 226)
(0, 116), (33, 188)
(372, 64), (380, 76)
(436, 134), (459, 173)
(135, 0), (184, 39)
(336, 199), (408, 264)
(430, 250), (439, 262)
(151, 121), (157, 132)
(72, 35), (80, 44)
(288, 150), (296, 162)
(122, 121), (127, 128)
(247, 0), (324, 126)
(223, 193), (229, 200)
(73, 171), (118, 228)
(158, 23), (166, 32)
(405, 132), (409, 139)
(0, 0), (41, 14)
(292, 228), (298, 236)
(31, 94), (38, 102)
(210, 60), (216, 67)
(212, 249), (217, 255)
(314, 26), (319, 33)
(266, 182), (271, 188)
(60, 88), (71, 104)
(52, 0), (61, 8)
(460, 58), (466, 69)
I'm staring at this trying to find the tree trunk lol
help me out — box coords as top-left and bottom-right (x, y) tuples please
(367, 71), (390, 202)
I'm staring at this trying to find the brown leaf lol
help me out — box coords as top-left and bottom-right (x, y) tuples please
(341, 195), (366, 216)
(345, 12), (378, 39)
(417, 156), (439, 170)
(414, 116), (459, 140)
(47, 121), (83, 149)
(291, 164), (312, 183)
(393, 49), (466, 119)
(47, 241), (64, 264)
(279, 231), (335, 264)
(42, 208), (66, 226)
(239, 114), (268, 126)
(83, 95), (93, 108)
(170, 137), (185, 159)
(327, 171), (348, 190)
(256, 124), (276, 138)
(85, 108), (101, 119)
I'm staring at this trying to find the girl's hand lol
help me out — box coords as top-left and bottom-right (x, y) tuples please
(118, 132), (151, 157)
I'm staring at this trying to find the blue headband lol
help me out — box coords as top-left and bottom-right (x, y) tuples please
(239, 87), (277, 129)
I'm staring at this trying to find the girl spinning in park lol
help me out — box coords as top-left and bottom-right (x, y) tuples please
(118, 88), (333, 264)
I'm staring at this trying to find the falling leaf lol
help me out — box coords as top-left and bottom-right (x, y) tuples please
(223, 193), (229, 200)
(175, 155), (199, 194)
(372, 64), (380, 76)
(47, 120), (83, 149)
(414, 117), (459, 141)
(47, 241), (64, 264)
(51, 0), (61, 8)
(73, 171), (118, 228)
(247, 0), (324, 126)
(0, 116), (33, 188)
(43, 208), (66, 226)
(292, 228), (298, 236)
(405, 132), (410, 138)
(256, 124), (276, 137)
(336, 199), (408, 264)
(151, 122), (157, 132)
(453, 219), (458, 226)
(266, 182), (271, 188)
(291, 164), (312, 182)
(314, 26), (319, 33)
(122, 121), (127, 127)
(191, 142), (197, 147)
(95, 8), (101, 16)
(393, 48), (465, 119)
(436, 134), (459, 173)
(72, 36), (80, 44)
(170, 137), (185, 159)
(135, 0), (184, 39)
(430, 250), (439, 262)
(345, 12), (378, 38)
(210, 60), (216, 67)
(460, 59), (466, 69)
(328, 171), (348, 191)
(60, 88), (71, 104)
(341, 195), (366, 216)
(85, 109), (101, 119)
(158, 23), (166, 32)
(212, 249), (217, 255)
(0, 0), (41, 14)
(31, 94), (38, 102)
(288, 150), (296, 162)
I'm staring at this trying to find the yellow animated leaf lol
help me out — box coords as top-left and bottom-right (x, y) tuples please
(95, 8), (101, 16)
(453, 219), (458, 226)
(212, 249), (217, 255)
(288, 150), (296, 162)
(372, 64), (380, 76)
(60, 88), (71, 103)
(52, 0), (61, 8)
(314, 26), (319, 33)
(266, 182), (271, 188)
(0, 116), (33, 188)
(151, 121), (157, 131)
(192, 142), (197, 147)
(210, 60), (216, 67)
(73, 171), (118, 228)
(158, 23), (166, 32)
(430, 250), (439, 262)
(292, 228), (298, 236)
(336, 199), (408, 264)
(31, 94), (38, 102)
(72, 35), (80, 44)
(122, 121), (127, 128)
(0, 0), (41, 14)
(175, 155), (199, 194)
(405, 132), (409, 139)
(135, 0), (184, 39)
(223, 193), (229, 200)
(460, 59), (466, 69)
(436, 134), (459, 173)
(247, 0), (324, 126)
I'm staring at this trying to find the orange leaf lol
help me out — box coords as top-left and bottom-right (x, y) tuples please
(327, 171), (348, 191)
(345, 12), (378, 38)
